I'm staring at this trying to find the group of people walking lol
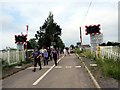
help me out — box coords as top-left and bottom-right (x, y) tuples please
(63, 48), (71, 56)
(30, 47), (60, 72)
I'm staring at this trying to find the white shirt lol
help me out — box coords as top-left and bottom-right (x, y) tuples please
(63, 49), (66, 53)
(40, 49), (45, 53)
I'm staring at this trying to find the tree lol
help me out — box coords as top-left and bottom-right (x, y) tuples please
(54, 36), (65, 49)
(99, 43), (106, 46)
(35, 12), (64, 49)
(100, 42), (120, 46)
(27, 38), (37, 49)
(107, 41), (113, 46)
(70, 44), (75, 49)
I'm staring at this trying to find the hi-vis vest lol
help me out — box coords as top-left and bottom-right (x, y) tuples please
(97, 46), (100, 51)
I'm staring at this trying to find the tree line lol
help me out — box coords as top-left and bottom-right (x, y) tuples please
(27, 12), (65, 50)
(99, 41), (120, 46)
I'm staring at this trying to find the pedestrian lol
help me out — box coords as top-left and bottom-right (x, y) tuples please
(63, 48), (67, 56)
(68, 48), (70, 56)
(40, 47), (44, 58)
(52, 49), (58, 66)
(50, 48), (53, 61)
(43, 49), (48, 65)
(47, 47), (51, 61)
(56, 47), (60, 59)
(30, 47), (42, 72)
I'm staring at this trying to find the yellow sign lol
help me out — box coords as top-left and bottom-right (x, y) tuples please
(97, 46), (100, 51)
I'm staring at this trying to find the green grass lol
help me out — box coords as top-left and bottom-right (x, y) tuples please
(75, 48), (81, 54)
(75, 48), (120, 80)
(82, 50), (95, 59)
(97, 58), (120, 80)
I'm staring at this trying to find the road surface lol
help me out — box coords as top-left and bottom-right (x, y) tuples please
(2, 54), (95, 88)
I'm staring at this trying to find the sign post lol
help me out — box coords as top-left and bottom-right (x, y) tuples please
(90, 33), (103, 51)
(85, 24), (103, 59)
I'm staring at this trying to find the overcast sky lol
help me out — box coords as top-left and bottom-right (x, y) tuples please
(0, 0), (119, 49)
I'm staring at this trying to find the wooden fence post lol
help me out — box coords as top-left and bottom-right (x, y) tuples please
(22, 45), (25, 62)
(7, 50), (10, 65)
(16, 50), (20, 63)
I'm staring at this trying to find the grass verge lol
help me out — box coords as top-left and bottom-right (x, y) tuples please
(75, 48), (120, 80)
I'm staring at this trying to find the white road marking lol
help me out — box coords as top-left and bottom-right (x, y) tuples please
(32, 56), (64, 86)
(42, 66), (52, 68)
(66, 66), (72, 68)
(76, 54), (101, 88)
(55, 66), (62, 68)
(27, 67), (35, 69)
(90, 64), (97, 67)
(75, 66), (81, 68)
(28, 65), (82, 69)
(27, 66), (52, 69)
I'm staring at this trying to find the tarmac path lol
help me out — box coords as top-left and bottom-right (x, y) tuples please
(2, 54), (95, 88)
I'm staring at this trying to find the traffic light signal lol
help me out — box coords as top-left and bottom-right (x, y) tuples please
(22, 34), (27, 42)
(15, 35), (20, 43)
(15, 34), (27, 44)
(85, 24), (101, 35)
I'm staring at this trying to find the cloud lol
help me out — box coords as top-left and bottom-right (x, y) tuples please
(0, 0), (119, 49)
(1, 31), (17, 49)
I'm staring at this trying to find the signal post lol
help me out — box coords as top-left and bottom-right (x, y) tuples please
(85, 24), (103, 59)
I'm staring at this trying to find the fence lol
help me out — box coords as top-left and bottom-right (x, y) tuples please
(100, 46), (120, 60)
(0, 50), (25, 67)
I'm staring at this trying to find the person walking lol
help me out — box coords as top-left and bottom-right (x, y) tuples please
(56, 48), (60, 59)
(50, 48), (53, 61)
(30, 47), (42, 72)
(63, 48), (67, 56)
(68, 48), (70, 56)
(52, 49), (58, 66)
(47, 47), (51, 61)
(43, 49), (48, 65)
(40, 47), (45, 61)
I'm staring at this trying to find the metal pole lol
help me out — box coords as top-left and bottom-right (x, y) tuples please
(79, 27), (83, 52)
(26, 25), (28, 61)
(26, 25), (28, 49)
(80, 27), (82, 45)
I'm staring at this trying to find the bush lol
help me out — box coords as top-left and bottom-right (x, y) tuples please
(97, 58), (120, 80)
(82, 50), (95, 59)
(75, 48), (81, 54)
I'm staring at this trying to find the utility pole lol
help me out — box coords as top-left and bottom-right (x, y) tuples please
(26, 25), (28, 49)
(80, 27), (82, 45)
(26, 25), (28, 61)
(79, 27), (83, 51)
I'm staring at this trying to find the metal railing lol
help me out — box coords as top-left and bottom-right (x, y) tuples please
(0, 50), (25, 67)
(100, 46), (120, 60)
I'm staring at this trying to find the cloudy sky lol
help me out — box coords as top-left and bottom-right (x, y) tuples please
(0, 0), (119, 50)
